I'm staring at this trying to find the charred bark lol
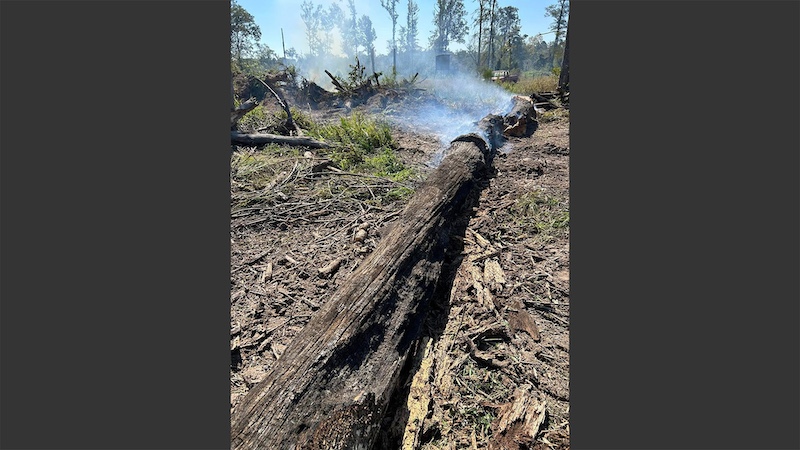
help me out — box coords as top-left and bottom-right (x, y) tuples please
(230, 97), (530, 450)
(231, 119), (507, 450)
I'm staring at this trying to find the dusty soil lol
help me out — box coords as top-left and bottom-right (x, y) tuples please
(230, 85), (570, 449)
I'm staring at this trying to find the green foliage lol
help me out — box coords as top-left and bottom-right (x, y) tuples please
(231, 0), (262, 63)
(236, 105), (269, 133)
(335, 57), (375, 92)
(379, 70), (398, 88)
(311, 111), (394, 171)
(236, 104), (316, 134)
(545, 0), (570, 45)
(276, 107), (314, 130)
(309, 113), (415, 204)
(386, 186), (414, 201)
(430, 0), (468, 52)
(363, 148), (416, 182)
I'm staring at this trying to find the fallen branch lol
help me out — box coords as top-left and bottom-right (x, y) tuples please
(231, 131), (331, 149)
(253, 76), (302, 136)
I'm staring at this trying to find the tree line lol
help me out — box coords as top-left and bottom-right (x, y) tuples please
(231, 0), (569, 79)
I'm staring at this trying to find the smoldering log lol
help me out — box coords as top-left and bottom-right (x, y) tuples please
(230, 97), (526, 450)
(503, 95), (538, 137)
(231, 131), (332, 149)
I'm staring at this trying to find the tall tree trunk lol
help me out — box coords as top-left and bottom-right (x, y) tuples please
(558, 18), (570, 93)
(488, 0), (496, 69)
(392, 22), (397, 74)
(551, 0), (566, 68)
(477, 2), (484, 70)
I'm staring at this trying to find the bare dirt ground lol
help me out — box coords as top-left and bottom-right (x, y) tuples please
(230, 86), (569, 449)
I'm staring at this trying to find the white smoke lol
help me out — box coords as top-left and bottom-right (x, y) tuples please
(384, 71), (515, 165)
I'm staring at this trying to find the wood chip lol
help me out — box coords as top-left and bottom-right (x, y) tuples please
(490, 385), (547, 450)
(470, 229), (492, 249)
(317, 257), (343, 277)
(264, 262), (273, 281)
(271, 343), (286, 360)
(483, 259), (506, 293)
(245, 251), (270, 265)
(354, 228), (368, 242)
(509, 309), (541, 341)
(265, 317), (290, 335)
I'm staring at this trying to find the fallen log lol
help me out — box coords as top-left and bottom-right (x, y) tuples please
(230, 113), (507, 450)
(230, 131), (332, 149)
(230, 95), (534, 449)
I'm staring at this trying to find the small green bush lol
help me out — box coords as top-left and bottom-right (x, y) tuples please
(312, 112), (395, 171)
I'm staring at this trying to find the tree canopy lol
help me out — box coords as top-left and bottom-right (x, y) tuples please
(231, 0), (262, 65)
(430, 0), (468, 53)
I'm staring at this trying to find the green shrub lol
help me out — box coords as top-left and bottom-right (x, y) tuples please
(311, 111), (395, 170)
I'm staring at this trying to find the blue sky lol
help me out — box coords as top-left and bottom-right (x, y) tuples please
(236, 0), (559, 58)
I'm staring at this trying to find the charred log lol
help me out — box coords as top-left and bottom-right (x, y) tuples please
(231, 122), (507, 450)
(230, 97), (531, 450)
(502, 96), (538, 137)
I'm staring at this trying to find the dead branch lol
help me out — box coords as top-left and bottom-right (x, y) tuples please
(324, 70), (348, 93)
(231, 131), (331, 149)
(231, 99), (258, 130)
(253, 76), (302, 136)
